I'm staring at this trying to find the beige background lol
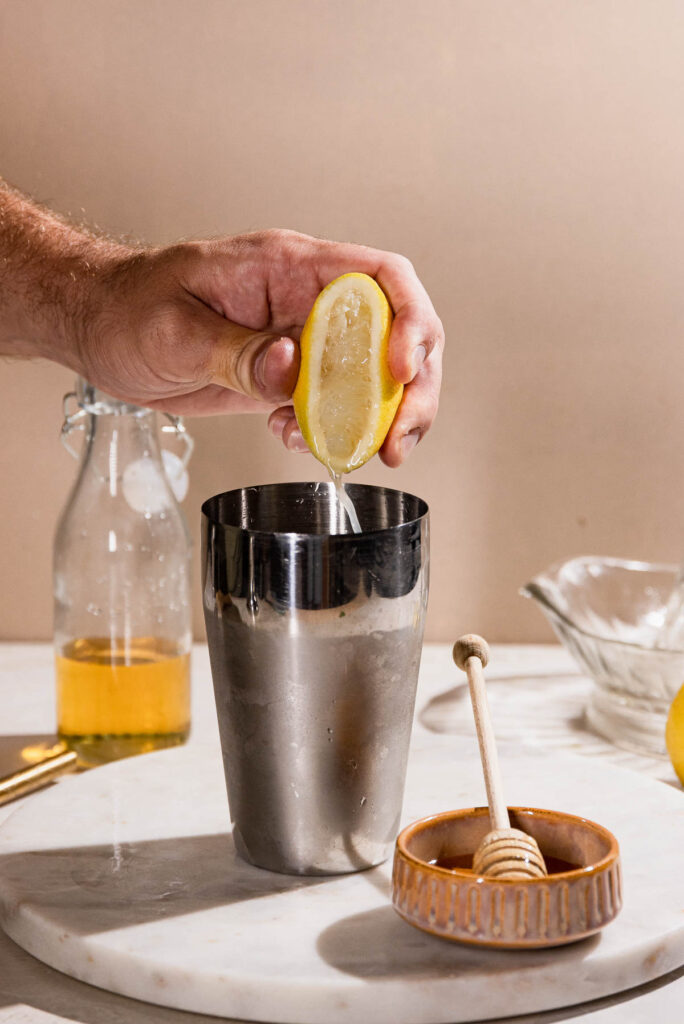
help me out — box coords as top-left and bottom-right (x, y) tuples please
(1, 0), (684, 643)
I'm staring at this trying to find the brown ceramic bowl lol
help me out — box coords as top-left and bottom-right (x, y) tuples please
(392, 806), (621, 949)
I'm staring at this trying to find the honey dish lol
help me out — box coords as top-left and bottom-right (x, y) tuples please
(392, 806), (621, 949)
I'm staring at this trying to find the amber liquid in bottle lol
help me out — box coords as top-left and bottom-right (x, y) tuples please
(56, 636), (190, 767)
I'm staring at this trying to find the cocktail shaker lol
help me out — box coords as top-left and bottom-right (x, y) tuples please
(202, 481), (429, 875)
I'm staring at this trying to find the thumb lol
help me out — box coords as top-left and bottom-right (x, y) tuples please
(206, 319), (300, 404)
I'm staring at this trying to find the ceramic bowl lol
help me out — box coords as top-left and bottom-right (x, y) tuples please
(521, 556), (684, 756)
(392, 806), (621, 949)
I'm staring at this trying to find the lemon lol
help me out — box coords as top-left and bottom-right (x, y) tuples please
(666, 683), (684, 784)
(293, 272), (402, 475)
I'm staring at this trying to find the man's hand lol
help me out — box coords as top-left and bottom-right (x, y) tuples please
(0, 182), (443, 466)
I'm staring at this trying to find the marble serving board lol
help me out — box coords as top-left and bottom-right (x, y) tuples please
(0, 733), (683, 1024)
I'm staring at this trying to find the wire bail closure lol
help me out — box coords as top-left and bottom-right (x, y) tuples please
(160, 413), (194, 470)
(60, 391), (194, 467)
(60, 392), (87, 460)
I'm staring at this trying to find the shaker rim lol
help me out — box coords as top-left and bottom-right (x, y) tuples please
(200, 480), (429, 538)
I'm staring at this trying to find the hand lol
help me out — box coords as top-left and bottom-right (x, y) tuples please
(82, 230), (443, 467)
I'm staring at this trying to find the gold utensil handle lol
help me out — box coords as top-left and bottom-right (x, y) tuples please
(0, 749), (78, 805)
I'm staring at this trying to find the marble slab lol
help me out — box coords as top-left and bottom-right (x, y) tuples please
(0, 733), (683, 1024)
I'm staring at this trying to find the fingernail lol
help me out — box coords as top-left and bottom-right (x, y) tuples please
(412, 346), (427, 377)
(401, 429), (421, 458)
(256, 338), (298, 401)
(287, 430), (309, 453)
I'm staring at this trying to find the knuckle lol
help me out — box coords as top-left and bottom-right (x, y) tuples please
(231, 332), (268, 396)
(432, 315), (446, 347)
(253, 228), (283, 248)
(404, 389), (439, 433)
(424, 392), (440, 423)
(220, 230), (283, 263)
(393, 253), (415, 275)
(426, 328), (445, 357)
(229, 342), (251, 392)
(415, 316), (445, 358)
(237, 228), (310, 275)
(258, 228), (303, 253)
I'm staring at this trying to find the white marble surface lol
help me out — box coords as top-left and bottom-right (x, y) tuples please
(0, 643), (683, 1024)
(2, 735), (684, 1023)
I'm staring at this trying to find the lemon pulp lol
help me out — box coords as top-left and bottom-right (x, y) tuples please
(318, 290), (375, 471)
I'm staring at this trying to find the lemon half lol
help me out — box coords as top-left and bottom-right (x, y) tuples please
(666, 683), (684, 785)
(293, 273), (402, 475)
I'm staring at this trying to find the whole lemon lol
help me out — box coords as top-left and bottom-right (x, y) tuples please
(665, 683), (684, 785)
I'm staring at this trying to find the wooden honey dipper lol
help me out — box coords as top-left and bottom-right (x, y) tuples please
(452, 634), (547, 880)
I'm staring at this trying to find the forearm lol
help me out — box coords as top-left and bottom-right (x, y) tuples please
(0, 179), (131, 368)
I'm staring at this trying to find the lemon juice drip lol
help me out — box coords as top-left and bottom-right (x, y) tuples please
(329, 470), (362, 534)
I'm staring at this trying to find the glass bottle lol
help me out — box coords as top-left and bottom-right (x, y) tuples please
(54, 378), (193, 767)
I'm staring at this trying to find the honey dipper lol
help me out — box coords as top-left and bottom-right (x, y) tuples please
(452, 635), (547, 879)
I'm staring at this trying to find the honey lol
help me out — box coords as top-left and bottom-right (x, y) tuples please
(56, 636), (190, 767)
(431, 852), (581, 874)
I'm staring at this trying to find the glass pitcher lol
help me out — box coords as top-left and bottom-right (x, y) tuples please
(54, 378), (193, 766)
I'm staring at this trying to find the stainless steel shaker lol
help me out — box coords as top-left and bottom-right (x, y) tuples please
(201, 482), (429, 875)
